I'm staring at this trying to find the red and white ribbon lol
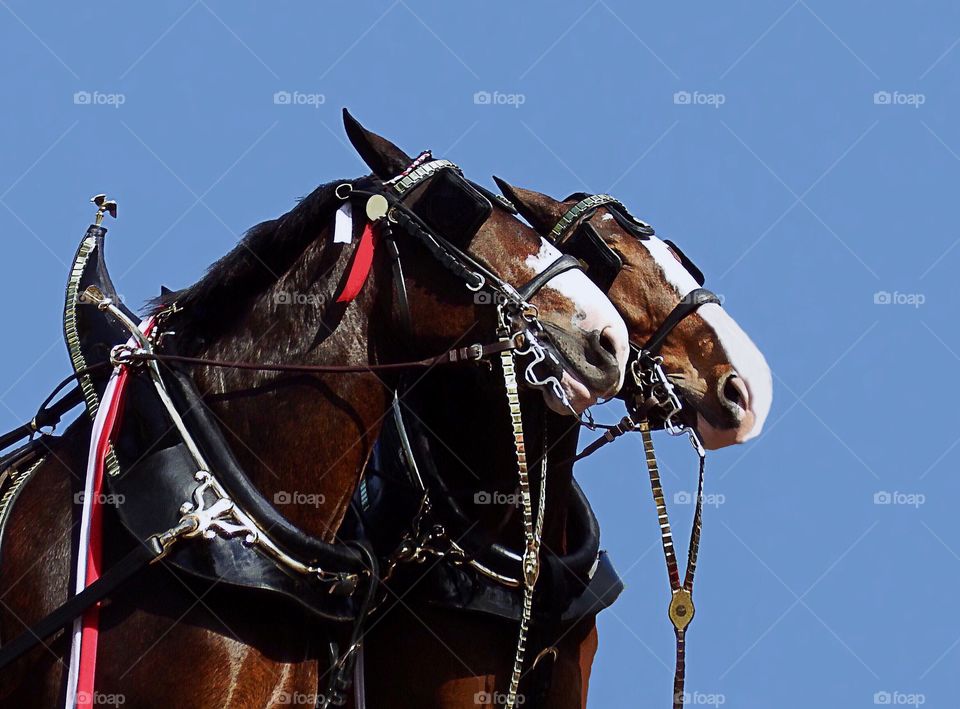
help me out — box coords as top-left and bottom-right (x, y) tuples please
(65, 316), (154, 709)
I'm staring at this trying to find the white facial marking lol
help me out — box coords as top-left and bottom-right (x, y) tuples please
(640, 235), (772, 439)
(525, 238), (630, 393)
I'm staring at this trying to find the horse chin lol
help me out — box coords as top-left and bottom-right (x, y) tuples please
(542, 372), (597, 415)
(695, 411), (758, 450)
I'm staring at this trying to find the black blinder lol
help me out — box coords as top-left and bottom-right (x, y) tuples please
(663, 239), (705, 286)
(410, 168), (493, 247)
(563, 221), (623, 291)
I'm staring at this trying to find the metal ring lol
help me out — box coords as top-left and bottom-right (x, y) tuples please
(465, 274), (486, 292)
(335, 183), (353, 200)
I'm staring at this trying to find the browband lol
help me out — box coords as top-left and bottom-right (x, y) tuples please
(548, 194), (653, 243)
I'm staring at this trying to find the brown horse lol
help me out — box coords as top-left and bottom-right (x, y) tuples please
(0, 116), (629, 708)
(359, 181), (772, 708)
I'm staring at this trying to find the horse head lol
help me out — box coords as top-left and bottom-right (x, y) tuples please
(495, 179), (772, 449)
(343, 111), (629, 413)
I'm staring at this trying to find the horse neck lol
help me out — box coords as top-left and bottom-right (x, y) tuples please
(189, 222), (393, 542)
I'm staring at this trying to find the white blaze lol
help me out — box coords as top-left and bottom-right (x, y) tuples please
(524, 238), (630, 404)
(639, 235), (772, 439)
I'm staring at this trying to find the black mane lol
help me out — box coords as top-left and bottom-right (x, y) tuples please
(150, 178), (363, 342)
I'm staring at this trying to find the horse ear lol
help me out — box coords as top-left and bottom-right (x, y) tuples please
(493, 177), (568, 235)
(342, 108), (414, 179)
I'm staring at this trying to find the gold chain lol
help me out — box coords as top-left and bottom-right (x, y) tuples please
(501, 348), (547, 709)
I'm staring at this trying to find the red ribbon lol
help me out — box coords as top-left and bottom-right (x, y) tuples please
(336, 221), (378, 303)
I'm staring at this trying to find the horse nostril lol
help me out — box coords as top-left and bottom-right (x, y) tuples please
(597, 327), (618, 359)
(720, 373), (749, 412)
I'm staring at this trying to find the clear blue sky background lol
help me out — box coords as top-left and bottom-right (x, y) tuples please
(1, 2), (957, 707)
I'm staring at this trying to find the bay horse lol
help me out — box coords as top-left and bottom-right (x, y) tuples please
(358, 180), (772, 708)
(0, 114), (630, 708)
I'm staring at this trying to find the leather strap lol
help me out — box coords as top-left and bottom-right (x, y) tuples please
(0, 536), (163, 671)
(120, 336), (524, 375)
(0, 363), (110, 453)
(517, 254), (582, 302)
(639, 288), (721, 356)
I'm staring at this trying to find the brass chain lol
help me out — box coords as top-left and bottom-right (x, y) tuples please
(638, 418), (706, 709)
(501, 348), (547, 709)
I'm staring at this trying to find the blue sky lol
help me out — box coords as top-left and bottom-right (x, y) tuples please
(1, 2), (958, 707)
